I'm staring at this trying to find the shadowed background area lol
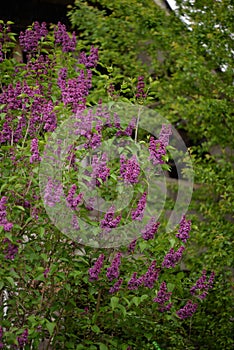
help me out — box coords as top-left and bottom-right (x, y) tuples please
(0, 0), (74, 31)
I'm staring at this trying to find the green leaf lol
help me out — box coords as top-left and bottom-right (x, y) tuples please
(91, 325), (100, 334)
(110, 296), (119, 310)
(99, 344), (108, 350)
(5, 276), (15, 288)
(46, 321), (56, 336)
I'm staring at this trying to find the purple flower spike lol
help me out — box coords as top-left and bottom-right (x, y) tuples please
(131, 192), (147, 221)
(176, 300), (198, 319)
(0, 196), (13, 232)
(176, 215), (191, 243)
(135, 76), (147, 99)
(128, 238), (137, 253)
(120, 154), (140, 184)
(106, 252), (122, 281)
(153, 281), (172, 312)
(149, 124), (172, 165)
(54, 22), (76, 52)
(109, 278), (123, 294)
(143, 261), (160, 288)
(190, 270), (215, 300)
(128, 272), (144, 290)
(89, 254), (105, 281)
(141, 218), (160, 240)
(19, 22), (48, 52)
(100, 206), (121, 233)
(162, 246), (185, 269)
(30, 138), (41, 163)
(90, 153), (110, 188)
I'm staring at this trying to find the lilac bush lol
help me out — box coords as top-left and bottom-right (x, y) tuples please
(0, 20), (216, 349)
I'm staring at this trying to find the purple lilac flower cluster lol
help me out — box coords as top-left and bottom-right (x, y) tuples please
(141, 218), (160, 240)
(128, 238), (137, 253)
(100, 206), (121, 233)
(0, 196), (13, 231)
(149, 124), (172, 165)
(131, 192), (147, 221)
(153, 281), (172, 312)
(190, 270), (215, 300)
(176, 215), (191, 243)
(135, 76), (147, 99)
(19, 22), (48, 52)
(119, 154), (140, 184)
(30, 138), (41, 163)
(44, 178), (63, 207)
(3, 238), (19, 260)
(17, 329), (28, 347)
(72, 214), (80, 230)
(128, 272), (144, 290)
(143, 261), (160, 288)
(66, 184), (83, 210)
(0, 81), (57, 143)
(106, 252), (122, 281)
(176, 300), (198, 319)
(58, 69), (92, 112)
(90, 153), (110, 187)
(79, 46), (99, 68)
(89, 254), (105, 281)
(162, 246), (185, 268)
(54, 22), (76, 52)
(109, 278), (123, 294)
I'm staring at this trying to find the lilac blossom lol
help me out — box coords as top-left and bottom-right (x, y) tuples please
(30, 138), (41, 163)
(79, 46), (99, 68)
(100, 206), (121, 233)
(149, 124), (172, 165)
(3, 238), (18, 260)
(54, 22), (76, 52)
(72, 214), (80, 230)
(0, 196), (13, 231)
(90, 153), (110, 187)
(190, 270), (215, 300)
(109, 278), (123, 294)
(128, 238), (137, 253)
(106, 252), (122, 281)
(58, 70), (91, 112)
(176, 215), (191, 243)
(44, 178), (63, 207)
(89, 254), (105, 281)
(131, 192), (147, 221)
(153, 281), (172, 312)
(141, 218), (160, 240)
(135, 76), (147, 99)
(19, 22), (48, 52)
(162, 246), (185, 269)
(17, 328), (29, 347)
(143, 261), (160, 289)
(176, 300), (198, 319)
(119, 154), (140, 184)
(66, 184), (83, 210)
(128, 272), (144, 290)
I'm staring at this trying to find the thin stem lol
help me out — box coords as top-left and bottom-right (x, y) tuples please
(96, 289), (102, 313)
(135, 105), (143, 144)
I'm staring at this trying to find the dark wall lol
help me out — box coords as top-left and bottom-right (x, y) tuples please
(0, 0), (75, 32)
